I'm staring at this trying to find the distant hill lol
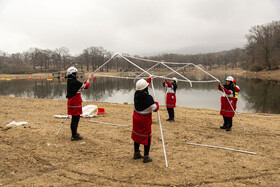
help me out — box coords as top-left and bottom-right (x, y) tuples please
(140, 42), (245, 57)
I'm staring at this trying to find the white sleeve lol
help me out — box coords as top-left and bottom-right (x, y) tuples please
(77, 83), (86, 93)
(150, 103), (157, 111)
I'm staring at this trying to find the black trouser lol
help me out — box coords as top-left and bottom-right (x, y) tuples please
(167, 108), (174, 120)
(223, 116), (232, 128)
(71, 115), (80, 137)
(134, 136), (151, 156)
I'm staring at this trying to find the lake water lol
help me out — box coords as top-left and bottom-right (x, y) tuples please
(0, 76), (280, 114)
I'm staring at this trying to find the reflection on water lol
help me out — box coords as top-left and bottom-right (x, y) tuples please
(0, 76), (279, 114)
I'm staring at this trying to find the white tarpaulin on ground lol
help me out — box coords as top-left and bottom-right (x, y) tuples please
(81, 105), (98, 117)
(54, 105), (98, 118)
(6, 121), (28, 127)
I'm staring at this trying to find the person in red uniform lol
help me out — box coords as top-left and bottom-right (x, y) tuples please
(218, 76), (236, 131)
(162, 77), (177, 122)
(131, 76), (159, 163)
(233, 79), (240, 111)
(66, 67), (91, 141)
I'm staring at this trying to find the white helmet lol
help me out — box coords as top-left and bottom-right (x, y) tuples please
(67, 66), (78, 75)
(226, 76), (234, 82)
(136, 79), (149, 90)
(172, 77), (177, 82)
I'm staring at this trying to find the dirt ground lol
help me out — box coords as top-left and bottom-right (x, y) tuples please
(0, 96), (279, 186)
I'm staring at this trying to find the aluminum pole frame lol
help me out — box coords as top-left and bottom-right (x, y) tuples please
(89, 53), (119, 78)
(150, 79), (169, 168)
(88, 120), (128, 127)
(187, 142), (257, 155)
(164, 64), (192, 77)
(93, 74), (193, 83)
(119, 54), (153, 76)
(160, 62), (193, 87)
(135, 62), (161, 80)
(124, 55), (193, 86)
(89, 54), (245, 131)
(56, 115), (69, 136)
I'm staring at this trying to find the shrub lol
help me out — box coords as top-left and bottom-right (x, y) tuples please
(249, 64), (264, 72)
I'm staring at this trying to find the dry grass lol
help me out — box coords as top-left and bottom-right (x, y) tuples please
(0, 96), (280, 186)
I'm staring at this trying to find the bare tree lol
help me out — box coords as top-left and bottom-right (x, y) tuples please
(246, 21), (280, 70)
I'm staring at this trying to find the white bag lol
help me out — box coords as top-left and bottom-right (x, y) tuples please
(54, 105), (98, 118)
(6, 121), (28, 127)
(81, 105), (98, 118)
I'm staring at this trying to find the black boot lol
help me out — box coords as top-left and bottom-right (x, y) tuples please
(71, 133), (83, 141)
(226, 127), (231, 131)
(220, 126), (226, 129)
(143, 155), (152, 163)
(133, 151), (144, 159)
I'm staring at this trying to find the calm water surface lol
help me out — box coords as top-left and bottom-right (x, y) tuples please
(0, 76), (279, 114)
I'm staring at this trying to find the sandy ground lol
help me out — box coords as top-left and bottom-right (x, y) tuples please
(0, 96), (280, 186)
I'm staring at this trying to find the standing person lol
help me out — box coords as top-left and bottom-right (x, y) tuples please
(218, 76), (235, 131)
(66, 67), (91, 141)
(162, 77), (177, 122)
(233, 79), (240, 111)
(132, 76), (159, 163)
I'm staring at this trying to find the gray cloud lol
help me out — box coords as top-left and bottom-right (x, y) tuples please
(0, 0), (279, 55)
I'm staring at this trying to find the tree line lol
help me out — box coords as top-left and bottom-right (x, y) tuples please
(0, 20), (279, 74)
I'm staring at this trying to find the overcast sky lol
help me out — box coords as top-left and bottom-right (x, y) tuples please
(0, 0), (279, 56)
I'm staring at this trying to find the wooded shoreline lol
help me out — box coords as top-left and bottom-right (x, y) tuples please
(1, 68), (280, 81)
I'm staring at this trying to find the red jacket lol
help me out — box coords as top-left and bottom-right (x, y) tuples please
(163, 81), (176, 108)
(218, 85), (235, 117)
(67, 82), (90, 116)
(131, 78), (158, 146)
